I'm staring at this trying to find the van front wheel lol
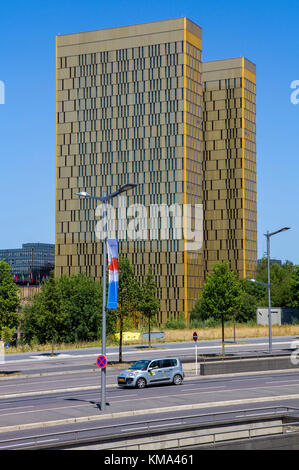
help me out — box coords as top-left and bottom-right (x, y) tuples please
(136, 378), (146, 389)
(173, 374), (183, 385)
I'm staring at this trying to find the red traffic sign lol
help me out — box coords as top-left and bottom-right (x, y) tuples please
(193, 331), (198, 342)
(97, 354), (107, 369)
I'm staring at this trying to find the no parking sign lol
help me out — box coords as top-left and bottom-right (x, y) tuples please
(97, 354), (107, 369)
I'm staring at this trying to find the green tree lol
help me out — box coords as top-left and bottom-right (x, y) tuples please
(238, 278), (266, 323)
(38, 276), (64, 354)
(0, 261), (19, 342)
(22, 273), (116, 348)
(256, 259), (295, 307)
(139, 268), (160, 348)
(115, 256), (140, 362)
(1, 326), (16, 345)
(290, 266), (299, 310)
(190, 262), (243, 354)
(58, 274), (105, 343)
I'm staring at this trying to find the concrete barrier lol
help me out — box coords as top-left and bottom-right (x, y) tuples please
(198, 356), (296, 375)
(198, 431), (299, 450)
(73, 419), (283, 450)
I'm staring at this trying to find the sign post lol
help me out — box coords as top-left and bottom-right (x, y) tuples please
(193, 331), (198, 375)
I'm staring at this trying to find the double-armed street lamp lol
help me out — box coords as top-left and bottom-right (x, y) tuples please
(248, 227), (290, 354)
(75, 183), (137, 411)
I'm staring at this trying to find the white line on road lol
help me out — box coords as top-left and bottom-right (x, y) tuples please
(0, 376), (101, 389)
(0, 385), (100, 399)
(180, 386), (226, 392)
(0, 403), (94, 418)
(0, 406), (34, 413)
(266, 380), (299, 385)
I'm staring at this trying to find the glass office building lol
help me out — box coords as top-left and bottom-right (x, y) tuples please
(0, 243), (55, 284)
(55, 18), (257, 322)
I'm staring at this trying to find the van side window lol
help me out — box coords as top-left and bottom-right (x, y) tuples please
(149, 360), (161, 369)
(162, 359), (177, 368)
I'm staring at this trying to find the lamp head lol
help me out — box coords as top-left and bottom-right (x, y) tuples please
(75, 191), (91, 198)
(266, 227), (291, 237)
(117, 183), (138, 194)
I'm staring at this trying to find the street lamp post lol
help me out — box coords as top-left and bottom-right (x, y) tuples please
(75, 183), (137, 411)
(265, 227), (290, 354)
(249, 226), (290, 354)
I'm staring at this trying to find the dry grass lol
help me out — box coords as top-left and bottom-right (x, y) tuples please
(164, 324), (299, 342)
(5, 341), (101, 355)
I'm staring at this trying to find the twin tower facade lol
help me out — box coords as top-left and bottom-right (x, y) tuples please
(55, 18), (257, 322)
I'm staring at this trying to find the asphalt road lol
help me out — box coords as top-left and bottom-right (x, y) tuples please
(1, 370), (299, 449)
(0, 335), (299, 449)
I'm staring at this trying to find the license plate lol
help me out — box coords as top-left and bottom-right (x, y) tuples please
(118, 377), (125, 382)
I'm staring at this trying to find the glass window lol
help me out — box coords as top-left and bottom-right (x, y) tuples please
(129, 360), (150, 371)
(149, 360), (162, 369)
(162, 359), (177, 368)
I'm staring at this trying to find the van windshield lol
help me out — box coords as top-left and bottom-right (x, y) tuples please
(129, 360), (150, 371)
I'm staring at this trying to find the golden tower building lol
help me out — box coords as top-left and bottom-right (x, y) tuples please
(202, 58), (257, 280)
(55, 18), (257, 322)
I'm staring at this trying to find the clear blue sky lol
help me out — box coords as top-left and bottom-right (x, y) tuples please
(0, 0), (298, 263)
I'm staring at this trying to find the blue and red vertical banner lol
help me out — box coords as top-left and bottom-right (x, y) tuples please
(106, 238), (119, 309)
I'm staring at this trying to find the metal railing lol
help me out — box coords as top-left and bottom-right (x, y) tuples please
(0, 405), (298, 450)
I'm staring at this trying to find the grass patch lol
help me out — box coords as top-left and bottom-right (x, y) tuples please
(4, 324), (299, 355)
(163, 324), (299, 342)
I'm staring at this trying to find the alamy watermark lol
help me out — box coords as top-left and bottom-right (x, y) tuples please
(0, 81), (5, 105)
(94, 197), (203, 251)
(290, 80), (299, 105)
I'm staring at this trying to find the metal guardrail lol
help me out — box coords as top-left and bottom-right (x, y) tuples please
(0, 405), (298, 450)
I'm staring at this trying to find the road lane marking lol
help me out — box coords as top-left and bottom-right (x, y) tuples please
(0, 403), (95, 417)
(0, 406), (34, 413)
(0, 385), (101, 399)
(266, 380), (299, 385)
(180, 386), (226, 392)
(0, 376), (101, 389)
